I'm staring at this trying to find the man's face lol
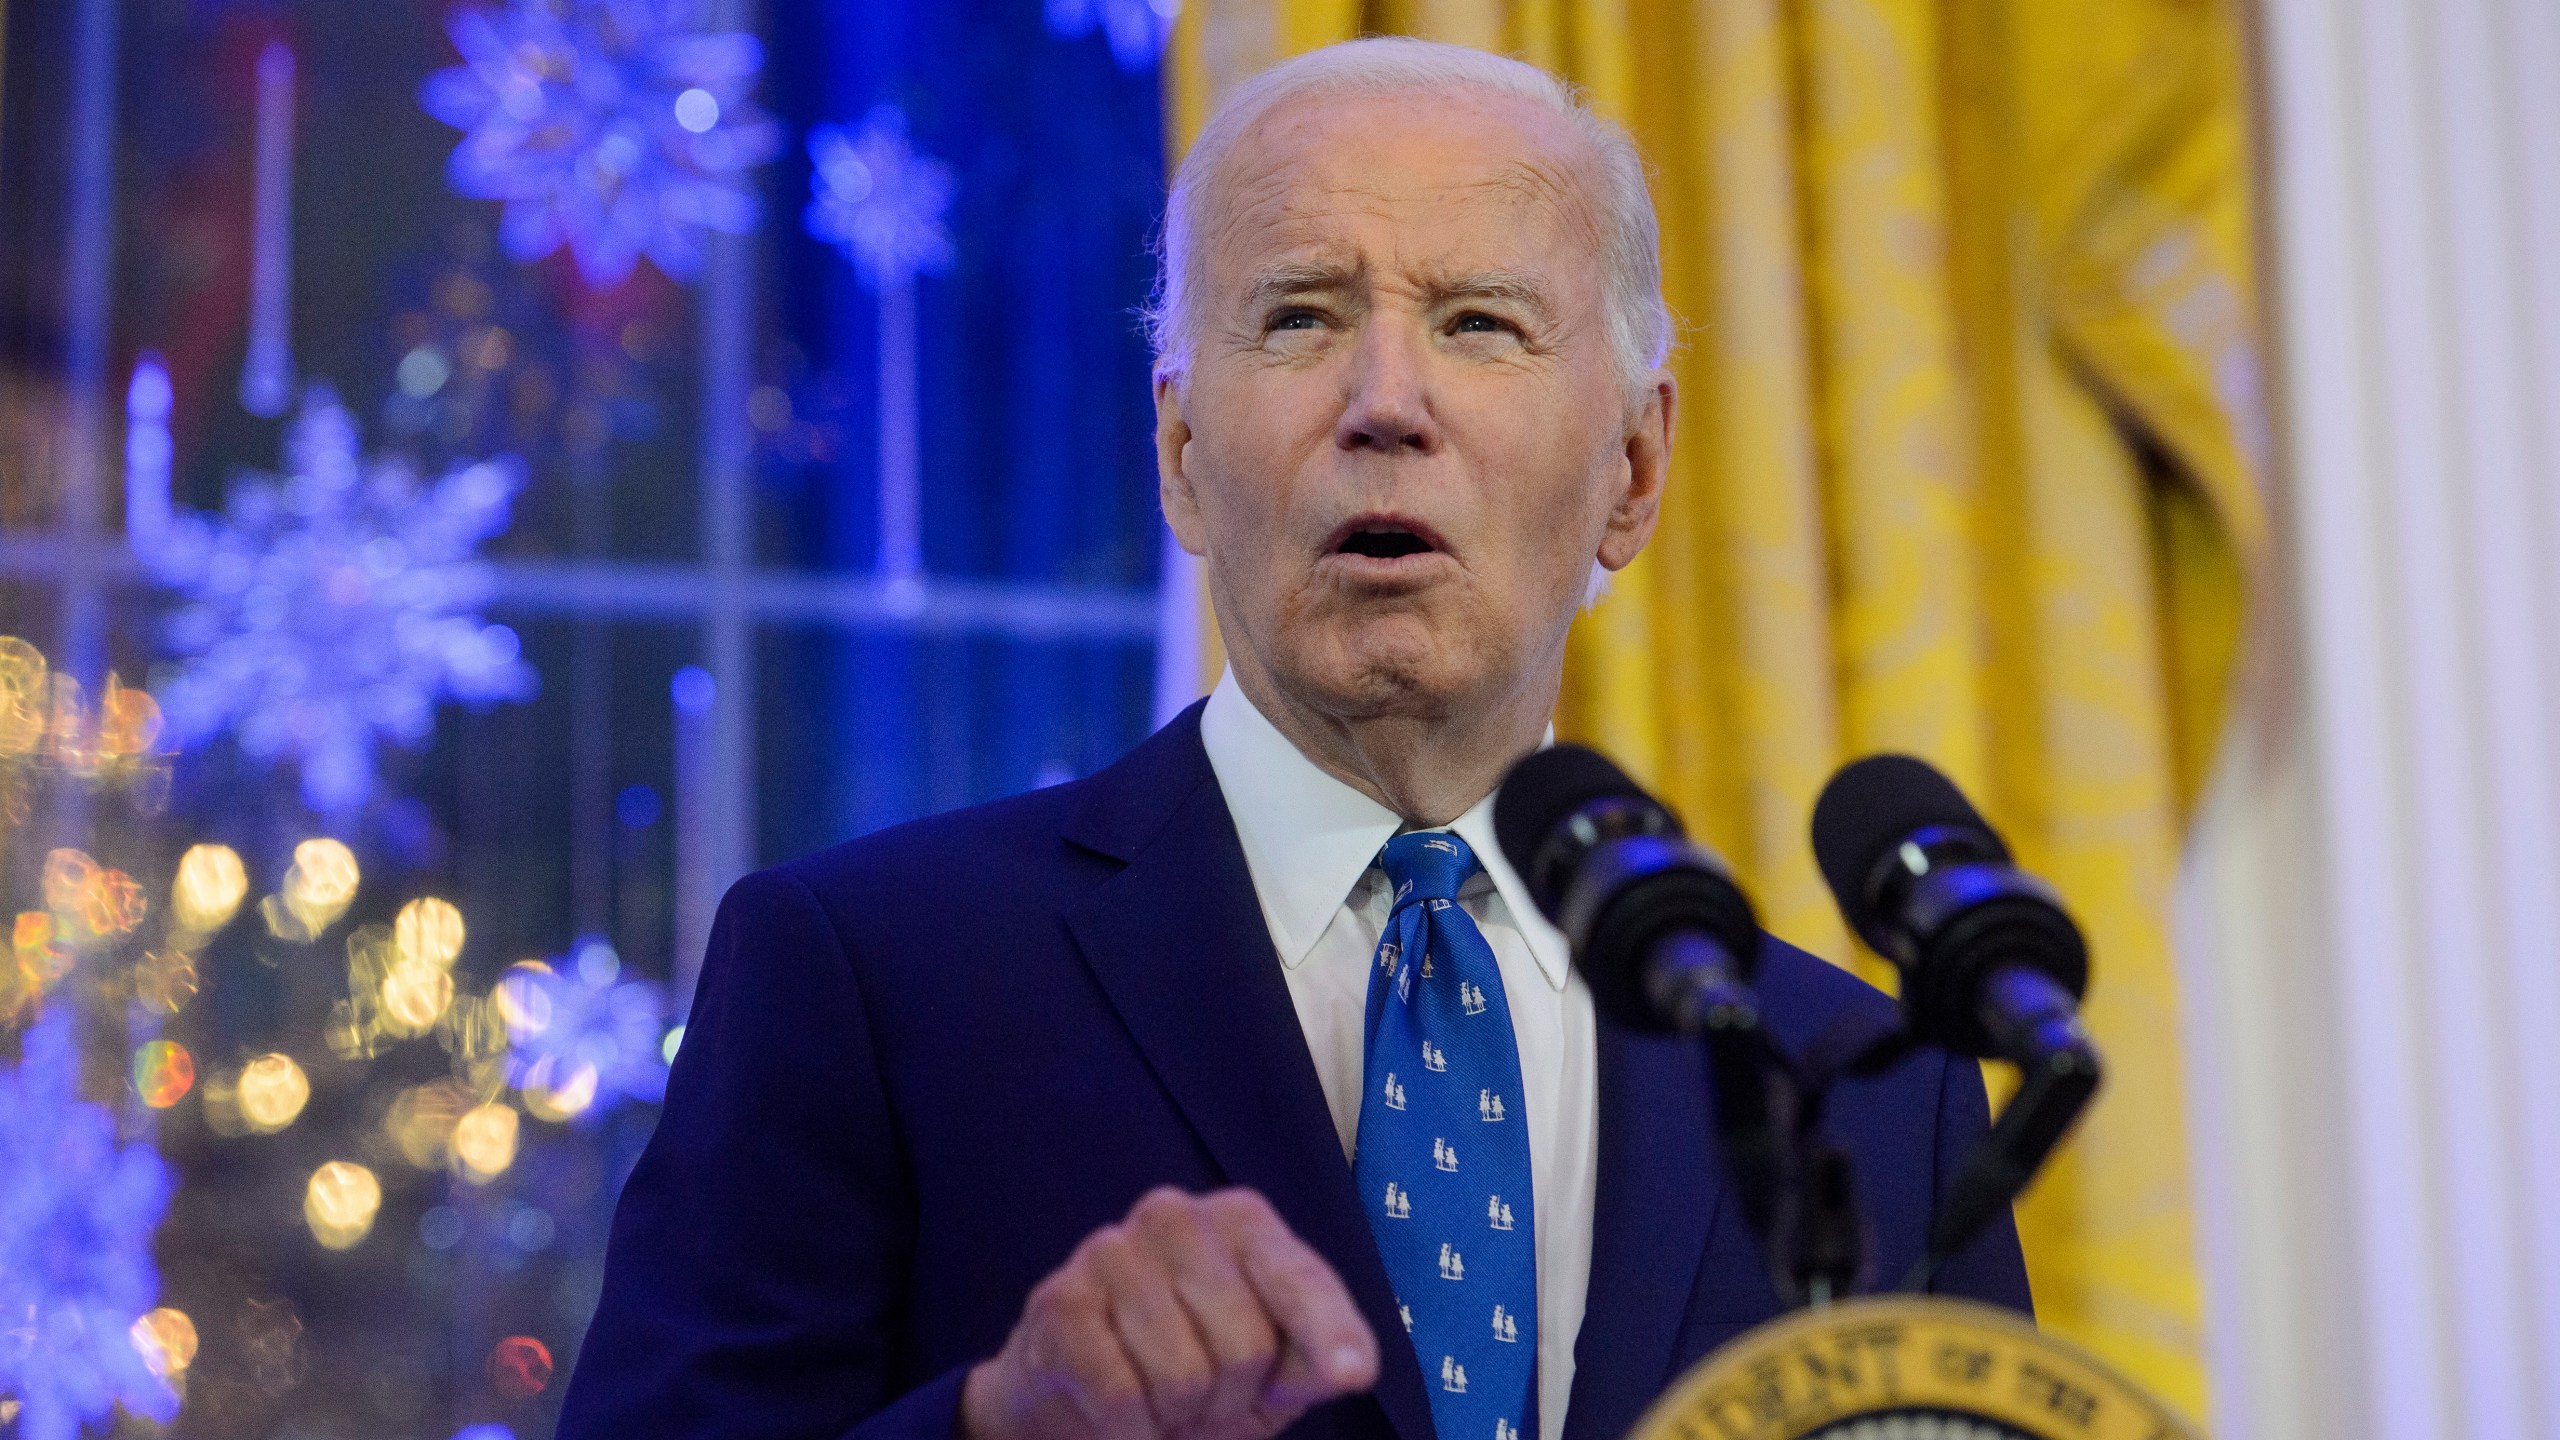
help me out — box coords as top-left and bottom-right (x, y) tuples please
(1157, 88), (1669, 727)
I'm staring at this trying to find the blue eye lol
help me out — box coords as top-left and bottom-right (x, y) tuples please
(1271, 311), (1323, 332)
(1452, 313), (1510, 335)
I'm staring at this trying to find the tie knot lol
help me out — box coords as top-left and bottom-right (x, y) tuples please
(1380, 830), (1481, 908)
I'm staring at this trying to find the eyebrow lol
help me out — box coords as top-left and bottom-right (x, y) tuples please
(1239, 260), (1364, 314)
(1237, 261), (1558, 325)
(1420, 270), (1558, 324)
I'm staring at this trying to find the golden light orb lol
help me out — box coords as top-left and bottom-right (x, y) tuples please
(0, 636), (47, 755)
(384, 1080), (474, 1169)
(237, 1053), (311, 1133)
(451, 1102), (520, 1183)
(378, 960), (456, 1037)
(11, 911), (50, 954)
(4, 913), (66, 1022)
(280, 837), (360, 936)
(304, 1161), (383, 1249)
(133, 1040), (196, 1109)
(79, 866), (148, 938)
(129, 1306), (200, 1379)
(172, 844), (249, 935)
(40, 849), (97, 916)
(394, 896), (466, 968)
(96, 674), (164, 758)
(521, 1055), (599, 1123)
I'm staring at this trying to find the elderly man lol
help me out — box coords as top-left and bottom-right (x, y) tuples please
(557, 36), (2029, 1440)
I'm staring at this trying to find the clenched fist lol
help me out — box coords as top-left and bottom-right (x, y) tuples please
(960, 1187), (1381, 1440)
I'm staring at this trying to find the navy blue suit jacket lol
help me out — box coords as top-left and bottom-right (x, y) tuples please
(557, 705), (2030, 1440)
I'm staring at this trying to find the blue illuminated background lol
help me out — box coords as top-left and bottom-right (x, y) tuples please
(0, 0), (1178, 1436)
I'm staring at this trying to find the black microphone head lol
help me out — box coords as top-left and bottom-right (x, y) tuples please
(1810, 753), (2006, 939)
(1812, 753), (2085, 1059)
(1493, 744), (1661, 917)
(1497, 743), (1762, 1032)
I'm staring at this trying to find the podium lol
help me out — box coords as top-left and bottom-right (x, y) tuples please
(1629, 1297), (2200, 1440)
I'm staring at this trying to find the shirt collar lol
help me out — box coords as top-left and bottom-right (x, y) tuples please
(1198, 669), (1573, 990)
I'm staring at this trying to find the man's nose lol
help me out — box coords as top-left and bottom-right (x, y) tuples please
(1334, 320), (1441, 455)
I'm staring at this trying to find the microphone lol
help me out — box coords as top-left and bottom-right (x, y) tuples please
(1495, 746), (1786, 1240)
(1493, 744), (1764, 1035)
(1810, 755), (2090, 1066)
(1809, 753), (2101, 1286)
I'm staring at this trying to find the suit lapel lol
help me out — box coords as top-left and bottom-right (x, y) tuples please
(1561, 1021), (1731, 1440)
(1061, 733), (1437, 1440)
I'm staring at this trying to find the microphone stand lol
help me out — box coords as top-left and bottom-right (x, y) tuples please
(1902, 967), (2100, 1291)
(1643, 935), (1866, 1309)
(1711, 979), (2099, 1311)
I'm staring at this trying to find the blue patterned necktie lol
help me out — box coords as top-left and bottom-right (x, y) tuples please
(1354, 831), (1536, 1440)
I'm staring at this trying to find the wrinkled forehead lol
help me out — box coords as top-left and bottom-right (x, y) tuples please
(1199, 90), (1609, 296)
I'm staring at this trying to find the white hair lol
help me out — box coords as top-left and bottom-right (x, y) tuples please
(1145, 37), (1672, 397)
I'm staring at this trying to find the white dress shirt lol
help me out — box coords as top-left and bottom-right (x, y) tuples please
(1198, 671), (1597, 1440)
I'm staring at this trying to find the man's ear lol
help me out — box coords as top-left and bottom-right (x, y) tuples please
(1155, 374), (1208, 557)
(1596, 374), (1673, 571)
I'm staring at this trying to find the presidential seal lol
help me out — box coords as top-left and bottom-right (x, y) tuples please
(1628, 1296), (2202, 1440)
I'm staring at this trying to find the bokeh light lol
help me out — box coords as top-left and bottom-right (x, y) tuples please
(520, 1055), (599, 1123)
(43, 847), (147, 939)
(435, 990), (512, 1082)
(333, 915), (470, 1053)
(488, 1336), (553, 1400)
(39, 850), (96, 914)
(451, 1102), (519, 1183)
(171, 843), (249, 935)
(395, 896), (467, 967)
(269, 837), (360, 939)
(385, 1080), (476, 1169)
(492, 960), (554, 1040)
(132, 948), (201, 1015)
(4, 911), (66, 1020)
(0, 636), (46, 754)
(381, 959), (457, 1037)
(498, 947), (669, 1121)
(134, 1040), (196, 1109)
(237, 1054), (311, 1133)
(129, 1306), (200, 1380)
(572, 935), (618, 985)
(304, 1161), (383, 1249)
(39, 672), (94, 772)
(95, 673), (165, 758)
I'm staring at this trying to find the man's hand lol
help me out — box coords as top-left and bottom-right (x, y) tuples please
(960, 1187), (1380, 1440)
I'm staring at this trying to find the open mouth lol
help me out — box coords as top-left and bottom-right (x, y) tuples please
(1339, 526), (1434, 560)
(1327, 515), (1446, 563)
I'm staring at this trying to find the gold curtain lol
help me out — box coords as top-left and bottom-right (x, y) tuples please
(1169, 0), (2264, 1417)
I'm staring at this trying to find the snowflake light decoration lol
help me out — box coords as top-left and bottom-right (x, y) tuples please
(144, 387), (535, 815)
(0, 1010), (177, 1440)
(1044, 0), (1179, 71)
(499, 941), (668, 1123)
(422, 0), (780, 286)
(806, 105), (956, 293)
